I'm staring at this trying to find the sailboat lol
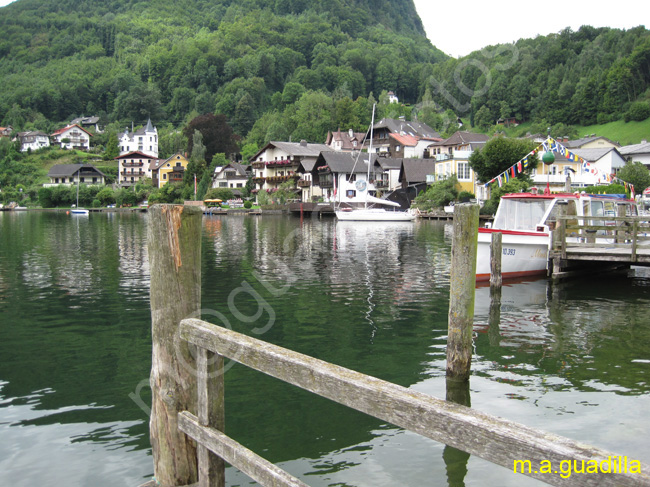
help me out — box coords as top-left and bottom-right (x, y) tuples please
(70, 167), (89, 215)
(335, 105), (415, 222)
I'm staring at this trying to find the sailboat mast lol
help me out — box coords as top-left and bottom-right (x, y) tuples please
(366, 104), (376, 209)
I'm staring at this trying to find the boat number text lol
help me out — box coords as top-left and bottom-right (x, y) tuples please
(503, 248), (516, 256)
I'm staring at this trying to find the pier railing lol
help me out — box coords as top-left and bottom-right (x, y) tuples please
(176, 317), (650, 487)
(550, 203), (650, 268)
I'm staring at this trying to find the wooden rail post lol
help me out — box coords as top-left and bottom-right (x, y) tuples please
(616, 203), (627, 244)
(490, 232), (502, 292)
(447, 203), (479, 382)
(148, 204), (205, 486)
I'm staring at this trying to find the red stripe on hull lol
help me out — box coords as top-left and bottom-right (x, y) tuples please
(478, 228), (549, 237)
(476, 268), (547, 282)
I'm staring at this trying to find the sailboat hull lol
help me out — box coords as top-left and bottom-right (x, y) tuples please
(335, 208), (415, 221)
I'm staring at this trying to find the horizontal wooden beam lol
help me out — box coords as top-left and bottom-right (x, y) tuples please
(180, 318), (650, 487)
(178, 412), (309, 487)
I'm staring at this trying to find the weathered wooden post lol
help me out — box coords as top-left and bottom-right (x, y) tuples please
(148, 204), (215, 486)
(446, 203), (479, 382)
(489, 232), (502, 292)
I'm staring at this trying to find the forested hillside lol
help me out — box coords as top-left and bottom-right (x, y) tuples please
(1, 0), (649, 150)
(429, 26), (650, 130)
(0, 0), (442, 142)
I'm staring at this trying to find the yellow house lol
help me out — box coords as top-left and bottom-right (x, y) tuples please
(152, 153), (189, 188)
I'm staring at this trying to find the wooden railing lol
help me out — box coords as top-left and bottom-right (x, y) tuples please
(175, 317), (650, 487)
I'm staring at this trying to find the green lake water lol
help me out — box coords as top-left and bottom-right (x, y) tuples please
(0, 211), (648, 486)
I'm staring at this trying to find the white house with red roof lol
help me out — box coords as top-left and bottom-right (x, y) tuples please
(119, 119), (158, 158)
(51, 124), (93, 150)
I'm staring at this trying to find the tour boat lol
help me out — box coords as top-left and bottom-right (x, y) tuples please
(476, 190), (638, 282)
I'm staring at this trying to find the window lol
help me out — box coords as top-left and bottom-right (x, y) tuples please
(55, 178), (59, 183)
(163, 174), (167, 180)
(457, 162), (471, 180)
(176, 162), (182, 167)
(237, 183), (243, 188)
(80, 177), (85, 183)
(346, 190), (356, 198)
(219, 182), (227, 188)
(346, 174), (356, 182)
(395, 145), (401, 152)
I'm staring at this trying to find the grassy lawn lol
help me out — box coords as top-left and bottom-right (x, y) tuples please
(577, 119), (650, 145)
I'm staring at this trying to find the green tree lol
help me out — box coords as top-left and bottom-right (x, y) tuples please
(617, 161), (650, 194)
(183, 113), (238, 164)
(412, 176), (459, 211)
(469, 137), (539, 183)
(482, 178), (529, 215)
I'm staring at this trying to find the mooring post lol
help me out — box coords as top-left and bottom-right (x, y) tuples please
(489, 232), (502, 292)
(148, 204), (204, 486)
(446, 203), (479, 382)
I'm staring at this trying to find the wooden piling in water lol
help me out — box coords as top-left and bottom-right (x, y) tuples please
(147, 204), (210, 486)
(490, 232), (502, 292)
(446, 203), (479, 382)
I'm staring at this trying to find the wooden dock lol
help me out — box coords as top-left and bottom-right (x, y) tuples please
(549, 208), (650, 279)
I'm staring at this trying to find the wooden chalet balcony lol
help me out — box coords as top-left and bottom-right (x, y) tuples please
(252, 161), (265, 169)
(374, 180), (389, 188)
(121, 170), (145, 176)
(297, 179), (311, 187)
(265, 175), (298, 184)
(252, 177), (266, 185)
(122, 162), (144, 168)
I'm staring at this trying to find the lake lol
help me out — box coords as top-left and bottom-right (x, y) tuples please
(0, 211), (648, 486)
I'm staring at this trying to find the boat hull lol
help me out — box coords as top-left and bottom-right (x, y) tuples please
(335, 209), (415, 222)
(70, 209), (89, 215)
(476, 229), (550, 282)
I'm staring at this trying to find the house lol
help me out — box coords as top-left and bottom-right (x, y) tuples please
(150, 153), (189, 188)
(619, 140), (650, 167)
(325, 129), (366, 152)
(375, 157), (403, 192)
(387, 91), (399, 104)
(45, 164), (106, 187)
(116, 151), (156, 187)
(370, 118), (441, 158)
(250, 140), (330, 199)
(119, 119), (158, 158)
(531, 147), (627, 191)
(564, 135), (620, 150)
(496, 117), (519, 127)
(397, 159), (437, 203)
(212, 163), (252, 196)
(311, 151), (383, 206)
(16, 131), (50, 152)
(0, 126), (12, 137)
(388, 133), (419, 159)
(426, 131), (490, 158)
(51, 124), (93, 150)
(70, 116), (102, 133)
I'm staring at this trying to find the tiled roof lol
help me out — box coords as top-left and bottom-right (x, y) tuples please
(389, 133), (419, 146)
(565, 136), (619, 148)
(51, 124), (93, 137)
(400, 159), (437, 183)
(373, 118), (440, 138)
(116, 151), (156, 160)
(314, 151), (375, 174)
(619, 141), (650, 156)
(431, 131), (490, 147)
(251, 141), (331, 162)
(47, 164), (105, 178)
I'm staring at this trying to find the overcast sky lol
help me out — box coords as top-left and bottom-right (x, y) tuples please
(0, 0), (645, 58)
(413, 0), (646, 58)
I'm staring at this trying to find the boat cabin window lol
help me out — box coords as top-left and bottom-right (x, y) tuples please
(545, 200), (578, 233)
(493, 198), (553, 231)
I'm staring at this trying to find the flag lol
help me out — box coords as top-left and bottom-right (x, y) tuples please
(511, 166), (516, 178)
(517, 161), (523, 172)
(497, 175), (502, 187)
(194, 173), (197, 196)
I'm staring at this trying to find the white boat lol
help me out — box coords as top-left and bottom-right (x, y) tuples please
(335, 104), (415, 222)
(70, 171), (89, 215)
(476, 190), (638, 282)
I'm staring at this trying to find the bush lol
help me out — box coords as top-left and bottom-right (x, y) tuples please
(38, 187), (53, 207)
(624, 102), (650, 122)
(412, 176), (459, 211)
(243, 200), (252, 209)
(96, 187), (116, 206)
(205, 187), (235, 201)
(92, 199), (102, 208)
